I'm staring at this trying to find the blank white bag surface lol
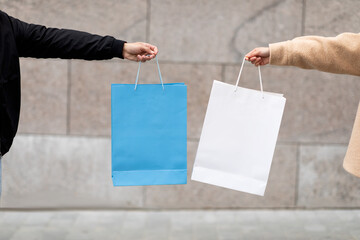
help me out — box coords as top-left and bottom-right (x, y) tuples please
(191, 80), (286, 196)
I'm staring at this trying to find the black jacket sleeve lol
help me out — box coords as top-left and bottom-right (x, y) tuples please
(8, 15), (126, 60)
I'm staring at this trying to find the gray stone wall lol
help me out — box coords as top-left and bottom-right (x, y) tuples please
(1, 0), (360, 209)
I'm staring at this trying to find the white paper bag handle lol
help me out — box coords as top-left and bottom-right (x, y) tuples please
(134, 55), (164, 91)
(234, 57), (264, 97)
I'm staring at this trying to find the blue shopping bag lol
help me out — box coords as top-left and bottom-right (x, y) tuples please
(111, 57), (187, 186)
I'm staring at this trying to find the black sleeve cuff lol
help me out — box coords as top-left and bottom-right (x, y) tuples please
(112, 39), (127, 59)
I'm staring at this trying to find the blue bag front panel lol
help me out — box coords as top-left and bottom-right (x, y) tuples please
(111, 83), (187, 186)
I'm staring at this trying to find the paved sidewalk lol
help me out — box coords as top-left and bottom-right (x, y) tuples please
(0, 210), (359, 240)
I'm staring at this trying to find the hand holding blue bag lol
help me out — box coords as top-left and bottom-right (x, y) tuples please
(111, 57), (187, 186)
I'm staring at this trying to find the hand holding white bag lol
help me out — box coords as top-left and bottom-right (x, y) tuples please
(191, 58), (286, 196)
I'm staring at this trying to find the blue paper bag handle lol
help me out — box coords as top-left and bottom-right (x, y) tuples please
(134, 55), (164, 91)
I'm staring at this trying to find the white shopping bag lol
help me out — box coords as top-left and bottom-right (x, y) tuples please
(191, 58), (286, 196)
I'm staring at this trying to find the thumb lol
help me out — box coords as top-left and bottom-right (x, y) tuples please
(245, 48), (261, 60)
(140, 45), (154, 55)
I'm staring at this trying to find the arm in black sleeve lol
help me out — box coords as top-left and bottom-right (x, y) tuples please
(8, 14), (126, 60)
